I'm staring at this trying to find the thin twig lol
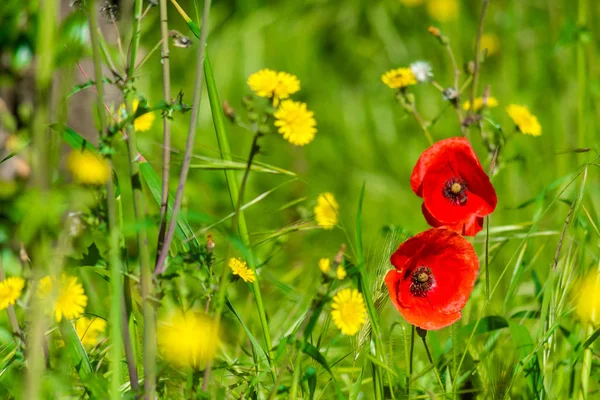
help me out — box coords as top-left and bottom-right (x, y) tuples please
(111, 17), (126, 69)
(154, 0), (213, 275)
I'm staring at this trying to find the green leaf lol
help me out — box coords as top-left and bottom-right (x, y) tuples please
(296, 339), (345, 400)
(68, 78), (113, 98)
(303, 366), (317, 400)
(50, 123), (95, 152)
(225, 298), (268, 363)
(189, 156), (297, 176)
(60, 319), (93, 379)
(583, 327), (600, 349)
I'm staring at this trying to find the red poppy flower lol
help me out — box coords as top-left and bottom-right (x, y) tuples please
(410, 137), (496, 236)
(385, 228), (479, 330)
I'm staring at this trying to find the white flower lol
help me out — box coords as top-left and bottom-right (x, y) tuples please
(410, 61), (433, 83)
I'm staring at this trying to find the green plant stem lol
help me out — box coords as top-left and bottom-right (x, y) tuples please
(210, 131), (276, 383)
(87, 2), (125, 398)
(0, 255), (21, 338)
(579, 255), (599, 400)
(204, 55), (275, 374)
(468, 0), (490, 116)
(25, 0), (57, 396)
(156, 0), (172, 259)
(355, 183), (385, 400)
(577, 0), (587, 163)
(451, 323), (457, 400)
(125, 0), (156, 397)
(485, 216), (490, 300)
(407, 325), (415, 399)
(154, 0), (212, 275)
(579, 325), (593, 399)
(419, 331), (445, 396)
(289, 350), (302, 399)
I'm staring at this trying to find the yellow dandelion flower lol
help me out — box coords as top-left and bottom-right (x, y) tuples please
(576, 273), (600, 325)
(68, 150), (111, 185)
(399, 0), (425, 6)
(132, 99), (155, 132)
(381, 68), (417, 89)
(462, 96), (499, 111)
(274, 100), (317, 146)
(75, 317), (107, 348)
(274, 72), (300, 105)
(119, 99), (155, 132)
(37, 275), (88, 322)
(319, 258), (331, 274)
(314, 192), (339, 229)
(336, 265), (347, 280)
(248, 69), (301, 106)
(480, 33), (500, 57)
(229, 258), (255, 283)
(426, 0), (459, 22)
(506, 104), (542, 136)
(0, 277), (25, 310)
(158, 310), (220, 368)
(331, 289), (367, 336)
(248, 69), (278, 97)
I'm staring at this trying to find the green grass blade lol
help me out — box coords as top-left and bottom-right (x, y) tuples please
(60, 319), (93, 379)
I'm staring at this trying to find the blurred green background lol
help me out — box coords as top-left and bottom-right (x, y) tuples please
(1, 0), (600, 397)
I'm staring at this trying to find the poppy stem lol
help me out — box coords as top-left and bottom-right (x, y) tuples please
(485, 216), (490, 300)
(417, 328), (446, 397)
(407, 325), (415, 398)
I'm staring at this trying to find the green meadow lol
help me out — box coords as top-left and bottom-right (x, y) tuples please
(0, 0), (599, 398)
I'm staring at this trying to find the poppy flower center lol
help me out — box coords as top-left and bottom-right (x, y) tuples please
(409, 266), (434, 297)
(443, 177), (468, 206)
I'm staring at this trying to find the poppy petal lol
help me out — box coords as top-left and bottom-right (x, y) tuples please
(386, 228), (479, 330)
(410, 137), (479, 197)
(421, 203), (484, 236)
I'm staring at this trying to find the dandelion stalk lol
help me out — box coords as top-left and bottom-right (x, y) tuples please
(87, 0), (126, 397)
(210, 130), (276, 383)
(156, 0), (172, 260)
(204, 56), (276, 381)
(124, 0), (156, 396)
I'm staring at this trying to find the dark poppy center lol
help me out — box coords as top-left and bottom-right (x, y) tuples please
(443, 177), (468, 206)
(409, 266), (434, 297)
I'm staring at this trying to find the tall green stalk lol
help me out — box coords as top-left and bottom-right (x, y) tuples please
(577, 0), (588, 161)
(355, 183), (385, 399)
(125, 0), (156, 397)
(25, 0), (58, 397)
(87, 1), (124, 398)
(204, 56), (274, 367)
(157, 0), (172, 257)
